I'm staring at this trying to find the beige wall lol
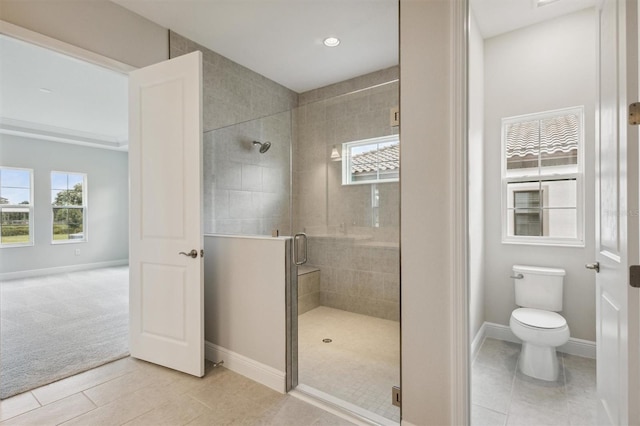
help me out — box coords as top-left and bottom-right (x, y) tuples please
(294, 68), (400, 320)
(400, 0), (455, 424)
(0, 0), (168, 68)
(483, 8), (597, 341)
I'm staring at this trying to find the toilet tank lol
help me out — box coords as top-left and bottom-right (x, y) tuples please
(513, 265), (565, 311)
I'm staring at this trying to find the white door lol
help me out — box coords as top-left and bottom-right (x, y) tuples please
(595, 0), (639, 423)
(128, 51), (204, 377)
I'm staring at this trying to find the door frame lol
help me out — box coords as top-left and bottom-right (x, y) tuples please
(0, 20), (135, 75)
(450, 0), (470, 424)
(455, 0), (640, 424)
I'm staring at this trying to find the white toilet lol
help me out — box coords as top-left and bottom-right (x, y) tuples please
(509, 265), (570, 381)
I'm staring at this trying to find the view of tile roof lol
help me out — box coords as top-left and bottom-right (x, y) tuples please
(351, 144), (400, 174)
(506, 113), (578, 160)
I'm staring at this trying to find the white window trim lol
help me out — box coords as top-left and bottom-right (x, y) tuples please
(341, 134), (399, 186)
(51, 171), (88, 245)
(501, 106), (585, 247)
(0, 166), (34, 248)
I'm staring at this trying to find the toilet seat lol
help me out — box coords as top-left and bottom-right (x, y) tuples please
(511, 308), (566, 329)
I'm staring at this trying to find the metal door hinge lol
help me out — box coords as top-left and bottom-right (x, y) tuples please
(390, 107), (399, 127)
(630, 265), (640, 288)
(629, 102), (640, 125)
(392, 386), (401, 407)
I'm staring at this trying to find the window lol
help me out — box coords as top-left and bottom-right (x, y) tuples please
(514, 190), (542, 236)
(51, 172), (87, 243)
(502, 106), (583, 245)
(342, 135), (399, 185)
(0, 167), (34, 247)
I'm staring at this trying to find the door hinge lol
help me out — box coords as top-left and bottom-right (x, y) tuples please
(392, 385), (401, 407)
(390, 107), (399, 127)
(630, 265), (640, 288)
(629, 102), (640, 125)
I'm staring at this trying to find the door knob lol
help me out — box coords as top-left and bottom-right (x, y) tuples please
(585, 262), (600, 273)
(179, 249), (198, 258)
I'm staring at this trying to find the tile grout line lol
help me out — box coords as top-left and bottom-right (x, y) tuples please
(504, 351), (520, 426)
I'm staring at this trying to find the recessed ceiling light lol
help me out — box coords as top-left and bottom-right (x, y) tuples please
(323, 37), (340, 48)
(39, 88), (52, 94)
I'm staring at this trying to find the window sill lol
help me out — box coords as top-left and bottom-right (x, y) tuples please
(502, 238), (585, 248)
(0, 242), (34, 249)
(51, 240), (87, 245)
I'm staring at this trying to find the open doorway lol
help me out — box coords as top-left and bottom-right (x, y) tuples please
(0, 32), (130, 398)
(468, 1), (599, 424)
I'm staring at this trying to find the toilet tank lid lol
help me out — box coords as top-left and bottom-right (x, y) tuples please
(512, 308), (567, 329)
(513, 265), (566, 276)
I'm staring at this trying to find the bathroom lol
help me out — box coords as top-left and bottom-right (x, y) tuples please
(469, 1), (599, 425)
(170, 17), (401, 423)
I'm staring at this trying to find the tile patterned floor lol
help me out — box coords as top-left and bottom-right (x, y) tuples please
(472, 338), (598, 426)
(0, 357), (354, 425)
(298, 307), (400, 423)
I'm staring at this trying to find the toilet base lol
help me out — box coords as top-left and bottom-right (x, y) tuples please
(518, 342), (560, 381)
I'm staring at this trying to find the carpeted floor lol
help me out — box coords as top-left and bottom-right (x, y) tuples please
(0, 266), (129, 399)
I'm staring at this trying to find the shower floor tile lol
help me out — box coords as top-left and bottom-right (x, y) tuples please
(472, 338), (597, 426)
(298, 306), (400, 423)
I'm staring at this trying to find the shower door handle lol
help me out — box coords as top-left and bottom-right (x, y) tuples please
(294, 233), (308, 265)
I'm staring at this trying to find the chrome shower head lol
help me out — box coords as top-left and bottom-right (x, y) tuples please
(253, 140), (271, 154)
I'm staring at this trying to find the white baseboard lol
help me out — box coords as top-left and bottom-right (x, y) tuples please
(482, 321), (596, 359)
(0, 259), (129, 281)
(204, 341), (286, 394)
(470, 322), (487, 362)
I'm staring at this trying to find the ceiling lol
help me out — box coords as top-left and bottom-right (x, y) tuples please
(112, 0), (399, 93)
(471, 0), (596, 39)
(0, 0), (597, 151)
(0, 34), (129, 150)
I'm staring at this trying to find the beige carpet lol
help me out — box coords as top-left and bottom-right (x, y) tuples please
(0, 266), (129, 399)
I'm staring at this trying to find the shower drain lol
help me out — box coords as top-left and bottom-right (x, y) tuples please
(322, 338), (332, 343)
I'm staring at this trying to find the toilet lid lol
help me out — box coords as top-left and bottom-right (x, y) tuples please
(512, 308), (566, 329)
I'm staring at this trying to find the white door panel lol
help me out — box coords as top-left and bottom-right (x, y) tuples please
(129, 51), (204, 377)
(596, 0), (639, 424)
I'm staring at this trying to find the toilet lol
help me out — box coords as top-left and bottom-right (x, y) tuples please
(509, 265), (570, 381)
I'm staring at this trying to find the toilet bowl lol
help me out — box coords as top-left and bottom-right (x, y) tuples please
(510, 307), (570, 381)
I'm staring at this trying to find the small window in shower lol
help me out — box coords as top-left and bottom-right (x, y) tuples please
(342, 135), (399, 185)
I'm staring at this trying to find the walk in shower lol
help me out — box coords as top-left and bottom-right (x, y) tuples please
(201, 73), (400, 423)
(179, 23), (400, 423)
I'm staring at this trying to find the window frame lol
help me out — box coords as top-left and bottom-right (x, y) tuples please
(341, 135), (400, 186)
(0, 167), (35, 248)
(501, 106), (585, 247)
(50, 171), (88, 245)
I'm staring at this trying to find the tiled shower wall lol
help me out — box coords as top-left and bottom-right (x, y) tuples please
(170, 31), (297, 235)
(294, 67), (400, 321)
(170, 31), (399, 320)
(203, 113), (291, 235)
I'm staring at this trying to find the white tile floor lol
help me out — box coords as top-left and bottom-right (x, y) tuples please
(472, 338), (598, 426)
(298, 307), (400, 423)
